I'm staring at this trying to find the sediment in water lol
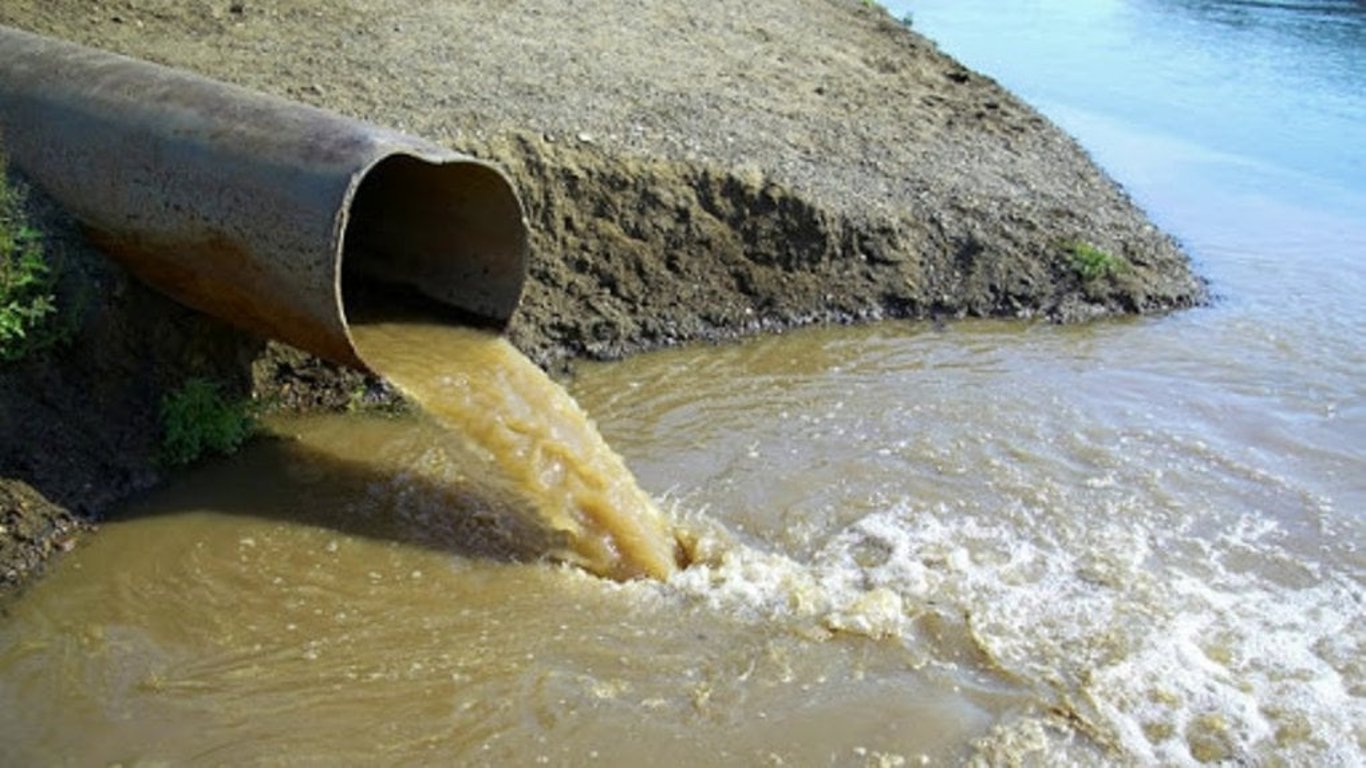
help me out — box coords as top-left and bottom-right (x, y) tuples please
(349, 320), (680, 581)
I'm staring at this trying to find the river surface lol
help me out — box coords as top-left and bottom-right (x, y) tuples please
(2, 1), (1364, 765)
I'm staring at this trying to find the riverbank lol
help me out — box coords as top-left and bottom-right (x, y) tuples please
(0, 0), (1204, 593)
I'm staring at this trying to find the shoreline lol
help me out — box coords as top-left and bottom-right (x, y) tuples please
(0, 0), (1204, 593)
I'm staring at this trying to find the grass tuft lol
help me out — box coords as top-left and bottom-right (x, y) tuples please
(0, 144), (61, 363)
(159, 378), (256, 467)
(1069, 241), (1129, 282)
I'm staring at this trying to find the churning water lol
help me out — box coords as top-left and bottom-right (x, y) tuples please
(1, 0), (1363, 764)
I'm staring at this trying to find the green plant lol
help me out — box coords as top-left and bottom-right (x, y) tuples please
(1069, 241), (1129, 282)
(159, 378), (255, 467)
(0, 149), (60, 363)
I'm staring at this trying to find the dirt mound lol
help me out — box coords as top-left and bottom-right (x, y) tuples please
(489, 133), (1198, 367)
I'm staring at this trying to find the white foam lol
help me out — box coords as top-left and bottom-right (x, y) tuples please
(660, 498), (1364, 764)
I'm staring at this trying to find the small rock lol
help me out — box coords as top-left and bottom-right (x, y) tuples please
(576, 131), (595, 145)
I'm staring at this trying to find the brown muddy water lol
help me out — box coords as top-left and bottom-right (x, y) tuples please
(347, 320), (680, 581)
(2, 297), (1361, 764)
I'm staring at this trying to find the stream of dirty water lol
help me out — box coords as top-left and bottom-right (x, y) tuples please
(1, 0), (1363, 765)
(348, 319), (680, 581)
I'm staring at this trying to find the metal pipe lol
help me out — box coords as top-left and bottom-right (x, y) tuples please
(0, 25), (528, 369)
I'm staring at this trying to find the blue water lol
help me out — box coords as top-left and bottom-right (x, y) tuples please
(894, 0), (1366, 198)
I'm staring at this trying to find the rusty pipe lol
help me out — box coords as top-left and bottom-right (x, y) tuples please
(0, 25), (528, 369)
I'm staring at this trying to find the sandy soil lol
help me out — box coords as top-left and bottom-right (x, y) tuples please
(0, 0), (1204, 591)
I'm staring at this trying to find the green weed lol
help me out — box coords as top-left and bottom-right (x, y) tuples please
(1069, 241), (1129, 282)
(0, 148), (60, 363)
(159, 378), (255, 467)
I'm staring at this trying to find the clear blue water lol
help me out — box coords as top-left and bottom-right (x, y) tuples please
(896, 0), (1366, 198)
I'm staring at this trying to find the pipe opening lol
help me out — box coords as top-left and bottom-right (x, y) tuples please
(341, 154), (527, 329)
